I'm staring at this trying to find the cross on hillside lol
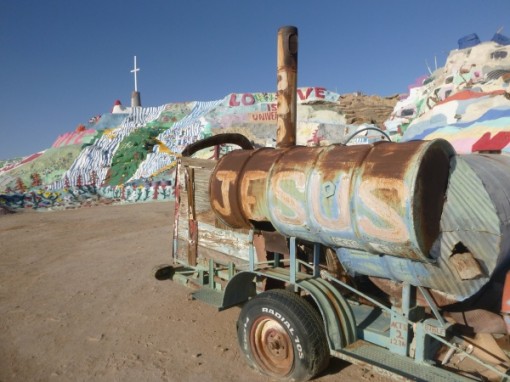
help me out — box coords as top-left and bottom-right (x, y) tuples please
(131, 56), (140, 92)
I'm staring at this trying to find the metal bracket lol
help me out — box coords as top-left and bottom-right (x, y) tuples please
(290, 236), (297, 285)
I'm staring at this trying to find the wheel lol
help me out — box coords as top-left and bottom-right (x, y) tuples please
(237, 289), (330, 381)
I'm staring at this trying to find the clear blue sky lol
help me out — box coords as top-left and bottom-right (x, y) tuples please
(1, 0), (509, 160)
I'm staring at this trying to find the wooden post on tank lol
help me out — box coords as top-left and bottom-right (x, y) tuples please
(276, 26), (298, 148)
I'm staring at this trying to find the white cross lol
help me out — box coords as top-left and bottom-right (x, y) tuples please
(130, 56), (140, 92)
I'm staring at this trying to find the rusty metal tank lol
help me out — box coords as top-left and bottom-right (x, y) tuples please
(210, 139), (454, 262)
(209, 142), (510, 302)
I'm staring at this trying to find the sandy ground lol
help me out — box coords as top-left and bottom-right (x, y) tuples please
(0, 202), (390, 382)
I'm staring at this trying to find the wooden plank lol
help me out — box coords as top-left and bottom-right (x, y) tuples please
(181, 157), (217, 169)
(175, 156), (253, 266)
(175, 238), (249, 268)
(196, 221), (251, 261)
(178, 161), (189, 221)
(185, 167), (197, 266)
(171, 161), (182, 261)
(177, 221), (251, 262)
(193, 167), (213, 214)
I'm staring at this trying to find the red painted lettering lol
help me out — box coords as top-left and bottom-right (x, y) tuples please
(297, 87), (313, 101)
(241, 93), (255, 105)
(472, 131), (510, 152)
(315, 87), (326, 99)
(250, 112), (277, 122)
(229, 94), (240, 107)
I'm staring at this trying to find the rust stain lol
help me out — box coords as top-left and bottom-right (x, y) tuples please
(372, 188), (402, 211)
(316, 144), (371, 182)
(362, 141), (425, 180)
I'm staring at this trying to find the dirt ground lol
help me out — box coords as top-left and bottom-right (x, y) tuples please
(0, 202), (391, 382)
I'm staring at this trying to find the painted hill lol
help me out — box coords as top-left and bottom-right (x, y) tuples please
(1, 32), (510, 210)
(0, 88), (395, 197)
(386, 33), (510, 153)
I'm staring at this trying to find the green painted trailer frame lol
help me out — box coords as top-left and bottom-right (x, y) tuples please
(165, 229), (508, 382)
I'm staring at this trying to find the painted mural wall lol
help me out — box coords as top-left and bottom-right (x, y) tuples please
(2, 33), (510, 210)
(0, 181), (174, 210)
(0, 87), (350, 210)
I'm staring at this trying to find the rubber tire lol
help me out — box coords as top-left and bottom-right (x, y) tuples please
(237, 289), (330, 381)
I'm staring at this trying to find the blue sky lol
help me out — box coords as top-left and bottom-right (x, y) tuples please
(1, 0), (509, 159)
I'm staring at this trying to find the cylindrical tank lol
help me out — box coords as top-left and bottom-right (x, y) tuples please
(337, 153), (510, 302)
(210, 139), (454, 262)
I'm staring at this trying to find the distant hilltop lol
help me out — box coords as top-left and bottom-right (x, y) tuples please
(0, 87), (398, 194)
(1, 31), (510, 209)
(386, 31), (510, 154)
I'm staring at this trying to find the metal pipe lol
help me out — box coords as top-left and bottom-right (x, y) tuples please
(276, 26), (298, 148)
(182, 133), (254, 157)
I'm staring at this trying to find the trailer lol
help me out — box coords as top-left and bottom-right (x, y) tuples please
(159, 26), (510, 381)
